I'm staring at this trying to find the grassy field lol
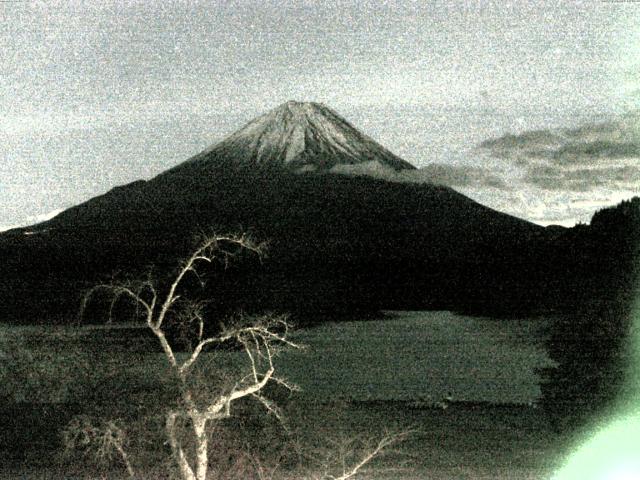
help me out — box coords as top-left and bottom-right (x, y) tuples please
(281, 311), (553, 404)
(0, 311), (567, 478)
(0, 311), (553, 404)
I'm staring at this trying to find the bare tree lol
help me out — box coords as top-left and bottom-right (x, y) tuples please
(62, 415), (135, 479)
(81, 234), (300, 480)
(78, 233), (410, 480)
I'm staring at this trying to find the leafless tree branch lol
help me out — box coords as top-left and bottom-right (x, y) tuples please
(306, 431), (413, 480)
(62, 416), (136, 479)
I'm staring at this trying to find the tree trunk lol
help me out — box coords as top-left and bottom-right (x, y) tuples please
(167, 412), (197, 480)
(193, 415), (209, 480)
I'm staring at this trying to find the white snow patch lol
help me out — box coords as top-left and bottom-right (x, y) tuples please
(211, 101), (413, 169)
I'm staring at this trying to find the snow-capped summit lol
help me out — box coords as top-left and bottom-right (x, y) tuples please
(181, 101), (416, 171)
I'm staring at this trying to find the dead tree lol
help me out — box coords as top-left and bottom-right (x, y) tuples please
(79, 233), (409, 479)
(81, 234), (300, 480)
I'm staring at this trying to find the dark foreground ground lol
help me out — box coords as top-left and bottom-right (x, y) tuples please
(0, 313), (564, 478)
(1, 400), (572, 480)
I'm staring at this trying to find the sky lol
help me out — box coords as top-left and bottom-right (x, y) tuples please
(1, 0), (639, 229)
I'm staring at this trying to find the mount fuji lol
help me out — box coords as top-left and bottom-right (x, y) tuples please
(0, 101), (554, 323)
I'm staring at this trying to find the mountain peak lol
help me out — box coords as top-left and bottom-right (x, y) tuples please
(181, 101), (416, 172)
(278, 99), (324, 111)
(264, 100), (338, 119)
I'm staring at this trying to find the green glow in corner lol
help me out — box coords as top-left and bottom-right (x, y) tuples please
(552, 305), (640, 480)
(551, 413), (640, 480)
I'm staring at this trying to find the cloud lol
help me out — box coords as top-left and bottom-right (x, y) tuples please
(329, 160), (398, 179)
(479, 129), (565, 151)
(479, 112), (640, 168)
(459, 187), (638, 227)
(413, 164), (509, 189)
(469, 113), (640, 225)
(477, 111), (640, 195)
(524, 165), (640, 192)
(551, 141), (640, 164)
(328, 161), (509, 190)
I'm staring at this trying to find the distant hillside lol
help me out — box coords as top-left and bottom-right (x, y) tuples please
(539, 197), (640, 431)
